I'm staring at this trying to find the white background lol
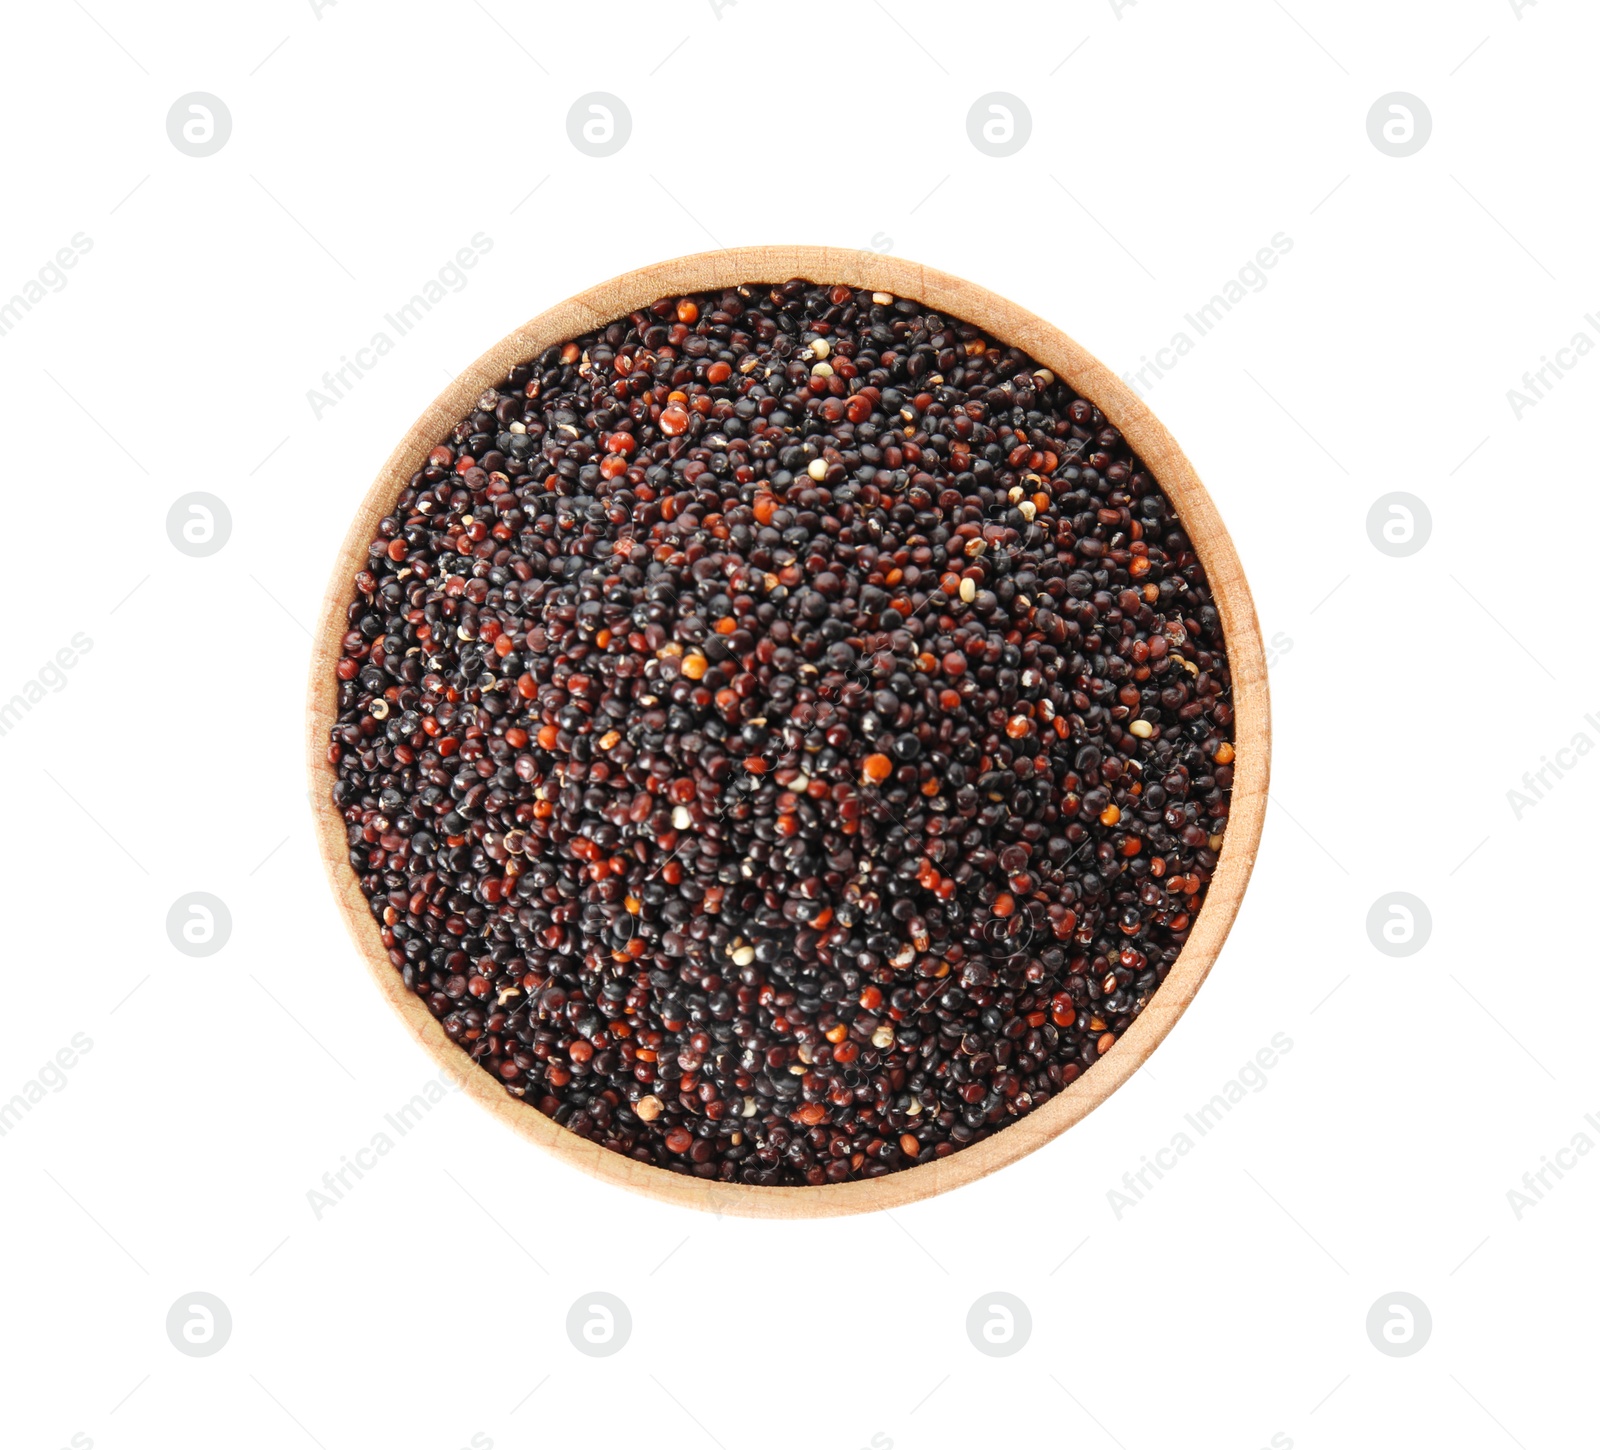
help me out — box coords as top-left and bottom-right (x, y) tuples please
(2, 2), (1594, 1447)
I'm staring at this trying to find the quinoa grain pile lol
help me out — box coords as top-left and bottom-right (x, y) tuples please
(328, 281), (1234, 1185)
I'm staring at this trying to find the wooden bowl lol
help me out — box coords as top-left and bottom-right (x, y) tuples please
(307, 246), (1270, 1219)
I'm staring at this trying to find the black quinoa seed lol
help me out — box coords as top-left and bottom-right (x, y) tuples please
(329, 281), (1234, 1186)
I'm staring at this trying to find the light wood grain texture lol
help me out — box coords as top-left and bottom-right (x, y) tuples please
(306, 246), (1271, 1218)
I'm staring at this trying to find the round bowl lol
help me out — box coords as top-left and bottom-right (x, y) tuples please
(306, 245), (1271, 1218)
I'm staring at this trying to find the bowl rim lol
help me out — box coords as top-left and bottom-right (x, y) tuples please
(305, 244), (1271, 1219)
